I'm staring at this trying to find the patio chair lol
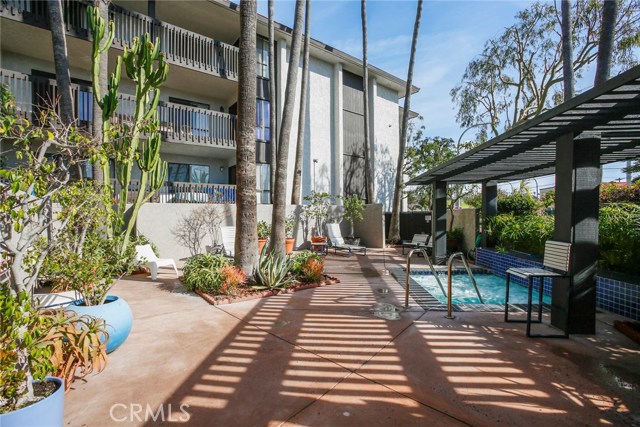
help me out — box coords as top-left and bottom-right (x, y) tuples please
(326, 223), (367, 256)
(220, 226), (236, 257)
(402, 233), (430, 255)
(504, 240), (572, 338)
(135, 244), (179, 280)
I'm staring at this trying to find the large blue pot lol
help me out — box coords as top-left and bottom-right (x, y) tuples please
(0, 377), (64, 427)
(68, 295), (133, 353)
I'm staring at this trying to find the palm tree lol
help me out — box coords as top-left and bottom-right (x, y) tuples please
(594, 0), (618, 85)
(291, 0), (311, 205)
(47, 0), (74, 126)
(91, 0), (109, 184)
(561, 0), (575, 100)
(235, 0), (259, 273)
(361, 0), (374, 203)
(388, 0), (423, 243)
(269, 0), (305, 256)
(268, 0), (277, 203)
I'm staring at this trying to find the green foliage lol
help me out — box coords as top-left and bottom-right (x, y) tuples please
(447, 227), (465, 241)
(252, 251), (294, 291)
(599, 203), (640, 275)
(257, 220), (270, 239)
(303, 191), (330, 236)
(290, 251), (324, 282)
(486, 213), (554, 256)
(285, 214), (297, 238)
(600, 182), (640, 204)
(181, 254), (231, 293)
(497, 191), (537, 216)
(339, 195), (365, 237)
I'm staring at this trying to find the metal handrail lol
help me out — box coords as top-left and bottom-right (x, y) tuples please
(405, 248), (446, 308)
(445, 252), (484, 319)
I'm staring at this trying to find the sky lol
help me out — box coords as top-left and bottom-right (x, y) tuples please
(256, 0), (632, 191)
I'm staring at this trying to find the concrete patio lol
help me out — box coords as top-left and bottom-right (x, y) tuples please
(64, 249), (640, 426)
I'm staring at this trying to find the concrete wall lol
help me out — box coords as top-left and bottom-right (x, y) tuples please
(447, 208), (478, 252)
(137, 203), (385, 260)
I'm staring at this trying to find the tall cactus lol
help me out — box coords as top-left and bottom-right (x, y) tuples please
(87, 6), (168, 253)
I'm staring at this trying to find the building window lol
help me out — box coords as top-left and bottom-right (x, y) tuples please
(256, 163), (271, 204)
(256, 99), (270, 142)
(256, 37), (269, 79)
(167, 163), (210, 183)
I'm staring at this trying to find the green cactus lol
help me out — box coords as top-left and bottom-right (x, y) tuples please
(87, 5), (169, 254)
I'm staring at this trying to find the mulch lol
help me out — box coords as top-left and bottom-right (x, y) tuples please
(194, 275), (341, 306)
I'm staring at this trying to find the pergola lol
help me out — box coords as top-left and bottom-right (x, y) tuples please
(407, 65), (640, 334)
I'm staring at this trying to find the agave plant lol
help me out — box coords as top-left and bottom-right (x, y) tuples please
(252, 251), (294, 291)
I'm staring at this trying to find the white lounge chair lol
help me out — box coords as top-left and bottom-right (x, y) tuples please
(220, 226), (236, 257)
(135, 244), (179, 280)
(326, 223), (367, 256)
(402, 233), (430, 255)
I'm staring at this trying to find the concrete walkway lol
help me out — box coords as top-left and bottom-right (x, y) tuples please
(64, 249), (640, 427)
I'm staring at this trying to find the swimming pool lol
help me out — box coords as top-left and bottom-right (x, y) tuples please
(411, 273), (552, 305)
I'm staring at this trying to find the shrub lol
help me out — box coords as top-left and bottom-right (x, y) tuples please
(497, 191), (537, 216)
(252, 251), (294, 291)
(447, 227), (464, 240)
(182, 254), (231, 293)
(599, 203), (640, 275)
(257, 220), (270, 239)
(600, 182), (640, 204)
(301, 258), (324, 283)
(218, 266), (247, 295)
(486, 213), (554, 256)
(290, 251), (323, 280)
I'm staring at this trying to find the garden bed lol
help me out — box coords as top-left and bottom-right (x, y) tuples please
(194, 275), (340, 306)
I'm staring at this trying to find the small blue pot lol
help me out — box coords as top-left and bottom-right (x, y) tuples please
(0, 377), (64, 427)
(68, 295), (133, 353)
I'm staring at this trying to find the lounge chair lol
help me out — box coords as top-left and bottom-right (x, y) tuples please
(220, 226), (236, 257)
(504, 240), (572, 338)
(326, 223), (367, 256)
(135, 244), (179, 280)
(402, 233), (430, 255)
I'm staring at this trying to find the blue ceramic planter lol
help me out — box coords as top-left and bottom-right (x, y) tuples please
(0, 377), (64, 427)
(68, 295), (133, 353)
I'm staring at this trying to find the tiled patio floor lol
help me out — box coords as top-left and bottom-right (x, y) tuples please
(64, 249), (640, 426)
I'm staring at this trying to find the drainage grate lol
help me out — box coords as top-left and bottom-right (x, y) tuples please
(371, 302), (401, 320)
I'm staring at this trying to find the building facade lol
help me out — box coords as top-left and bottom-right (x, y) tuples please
(0, 0), (417, 209)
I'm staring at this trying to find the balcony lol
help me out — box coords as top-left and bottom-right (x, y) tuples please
(0, 68), (237, 149)
(114, 180), (236, 205)
(0, 0), (239, 81)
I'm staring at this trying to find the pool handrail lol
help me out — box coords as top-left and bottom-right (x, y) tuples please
(446, 252), (484, 319)
(405, 248), (446, 308)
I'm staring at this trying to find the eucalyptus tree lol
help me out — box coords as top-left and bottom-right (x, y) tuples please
(47, 0), (74, 126)
(595, 0), (619, 85)
(236, 0), (259, 273)
(269, 0), (305, 256)
(388, 0), (423, 243)
(291, 0), (311, 205)
(561, 0), (575, 100)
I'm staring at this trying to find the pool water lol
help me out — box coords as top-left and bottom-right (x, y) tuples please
(412, 273), (552, 305)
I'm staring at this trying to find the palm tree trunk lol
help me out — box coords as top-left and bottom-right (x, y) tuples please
(561, 0), (574, 100)
(47, 0), (74, 126)
(291, 0), (310, 205)
(269, 0), (305, 256)
(268, 0), (277, 203)
(388, 0), (423, 243)
(236, 0), (258, 273)
(91, 0), (109, 185)
(362, 0), (374, 203)
(594, 0), (618, 86)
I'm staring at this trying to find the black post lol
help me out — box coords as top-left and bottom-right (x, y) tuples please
(481, 181), (497, 247)
(431, 181), (447, 264)
(553, 132), (600, 334)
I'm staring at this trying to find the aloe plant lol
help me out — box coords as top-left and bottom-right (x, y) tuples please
(88, 6), (168, 253)
(252, 251), (294, 291)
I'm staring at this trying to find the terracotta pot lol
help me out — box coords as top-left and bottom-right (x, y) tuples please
(311, 236), (327, 243)
(285, 238), (295, 254)
(258, 238), (268, 254)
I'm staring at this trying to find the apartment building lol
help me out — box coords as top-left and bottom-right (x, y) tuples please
(0, 0), (417, 209)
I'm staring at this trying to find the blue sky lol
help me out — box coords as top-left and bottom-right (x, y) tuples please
(257, 0), (630, 188)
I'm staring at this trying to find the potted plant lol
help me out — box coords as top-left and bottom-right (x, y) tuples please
(285, 214), (297, 254)
(257, 220), (270, 253)
(304, 191), (330, 242)
(447, 227), (465, 252)
(339, 195), (365, 245)
(0, 287), (108, 426)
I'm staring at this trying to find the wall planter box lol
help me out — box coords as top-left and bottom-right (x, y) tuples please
(476, 247), (640, 321)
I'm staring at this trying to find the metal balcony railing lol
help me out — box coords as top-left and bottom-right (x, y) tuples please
(112, 180), (236, 204)
(0, 0), (239, 80)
